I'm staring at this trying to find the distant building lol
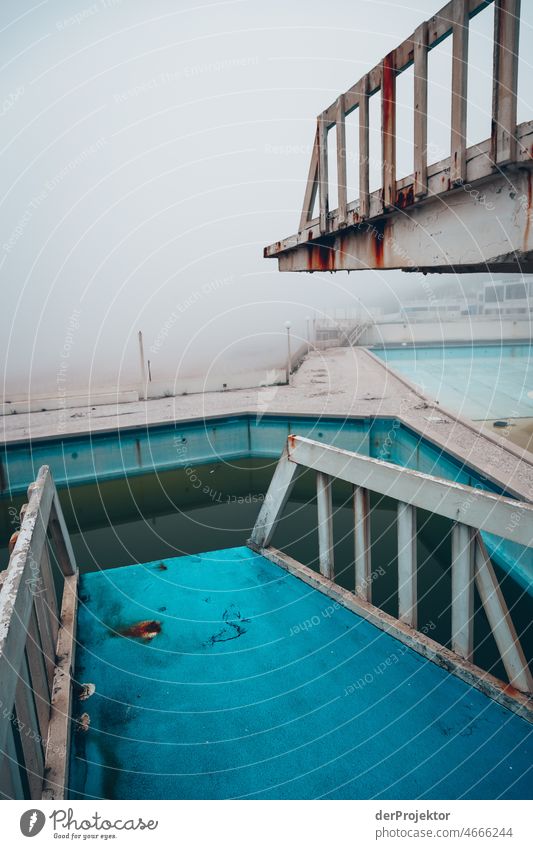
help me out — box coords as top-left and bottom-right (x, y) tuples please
(478, 280), (533, 317)
(384, 279), (533, 323)
(313, 280), (532, 347)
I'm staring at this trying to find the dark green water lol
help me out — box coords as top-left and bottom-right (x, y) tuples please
(0, 457), (530, 682)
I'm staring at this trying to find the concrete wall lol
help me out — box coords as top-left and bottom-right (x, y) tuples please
(359, 319), (532, 346)
(1, 367), (287, 416)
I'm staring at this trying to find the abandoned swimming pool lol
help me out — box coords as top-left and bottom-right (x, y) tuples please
(68, 546), (532, 800)
(1, 413), (532, 801)
(0, 413), (531, 681)
(1, 412), (530, 587)
(374, 343), (533, 452)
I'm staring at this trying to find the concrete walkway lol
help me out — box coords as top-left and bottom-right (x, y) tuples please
(2, 347), (532, 501)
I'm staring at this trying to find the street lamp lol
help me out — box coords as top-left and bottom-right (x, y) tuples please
(305, 315), (311, 350)
(138, 330), (147, 401)
(285, 321), (292, 385)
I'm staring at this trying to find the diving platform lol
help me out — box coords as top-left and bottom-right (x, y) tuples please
(68, 546), (532, 800)
(264, 0), (533, 274)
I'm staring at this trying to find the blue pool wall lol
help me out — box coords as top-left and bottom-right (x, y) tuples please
(0, 413), (530, 591)
(0, 414), (506, 496)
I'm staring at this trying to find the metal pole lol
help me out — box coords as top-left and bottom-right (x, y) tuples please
(306, 315), (311, 351)
(138, 330), (147, 401)
(285, 321), (292, 385)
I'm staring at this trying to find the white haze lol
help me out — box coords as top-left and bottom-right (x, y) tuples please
(0, 0), (532, 399)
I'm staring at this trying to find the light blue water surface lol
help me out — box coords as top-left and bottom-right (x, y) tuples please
(375, 343), (533, 420)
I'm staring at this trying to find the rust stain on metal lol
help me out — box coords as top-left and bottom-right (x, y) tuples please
(382, 52), (396, 208)
(395, 185), (414, 209)
(155, 562), (168, 571)
(370, 219), (386, 266)
(8, 531), (18, 555)
(501, 681), (525, 699)
(306, 241), (335, 271)
(119, 620), (161, 640)
(382, 55), (395, 117)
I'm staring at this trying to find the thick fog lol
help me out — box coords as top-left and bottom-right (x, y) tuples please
(1, 0), (532, 400)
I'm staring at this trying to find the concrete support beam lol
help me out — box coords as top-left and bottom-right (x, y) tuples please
(270, 169), (533, 273)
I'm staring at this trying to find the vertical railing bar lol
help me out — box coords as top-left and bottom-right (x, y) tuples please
(316, 471), (335, 580)
(318, 114), (329, 233)
(397, 501), (418, 629)
(336, 93), (347, 224)
(49, 492), (77, 577)
(450, 0), (469, 184)
(354, 485), (372, 601)
(491, 0), (521, 165)
(413, 21), (428, 197)
(382, 52), (396, 210)
(25, 609), (51, 745)
(14, 652), (45, 798)
(249, 446), (300, 549)
(299, 126), (320, 230)
(358, 75), (370, 218)
(41, 572), (78, 801)
(32, 582), (56, 694)
(39, 541), (59, 647)
(474, 532), (532, 693)
(2, 725), (25, 800)
(451, 521), (475, 661)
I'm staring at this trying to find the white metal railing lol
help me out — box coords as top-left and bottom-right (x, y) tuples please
(264, 0), (530, 272)
(249, 436), (533, 699)
(299, 0), (519, 234)
(347, 322), (373, 346)
(0, 466), (78, 799)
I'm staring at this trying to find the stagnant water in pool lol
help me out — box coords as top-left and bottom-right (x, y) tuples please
(0, 457), (530, 682)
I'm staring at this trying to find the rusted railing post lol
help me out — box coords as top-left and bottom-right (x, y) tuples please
(491, 0), (521, 165)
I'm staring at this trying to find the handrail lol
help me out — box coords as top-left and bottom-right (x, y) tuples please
(249, 436), (533, 703)
(299, 0), (518, 233)
(0, 466), (78, 799)
(265, 0), (530, 270)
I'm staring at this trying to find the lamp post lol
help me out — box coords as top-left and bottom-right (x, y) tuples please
(305, 315), (311, 351)
(138, 330), (147, 401)
(285, 321), (292, 385)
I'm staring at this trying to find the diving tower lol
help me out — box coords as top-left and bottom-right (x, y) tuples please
(264, 0), (533, 274)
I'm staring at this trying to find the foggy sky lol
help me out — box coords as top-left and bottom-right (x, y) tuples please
(1, 0), (532, 399)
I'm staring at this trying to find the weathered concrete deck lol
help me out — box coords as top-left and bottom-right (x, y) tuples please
(2, 347), (532, 502)
(69, 546), (533, 800)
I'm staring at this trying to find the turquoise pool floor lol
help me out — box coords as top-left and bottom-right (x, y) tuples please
(376, 344), (532, 420)
(69, 546), (533, 800)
